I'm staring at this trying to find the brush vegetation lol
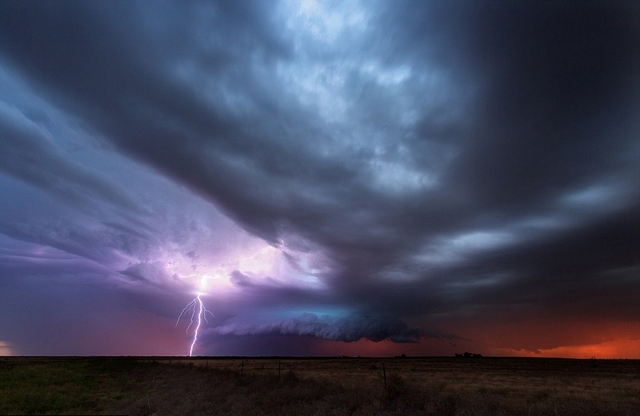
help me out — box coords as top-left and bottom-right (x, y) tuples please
(1, 356), (639, 415)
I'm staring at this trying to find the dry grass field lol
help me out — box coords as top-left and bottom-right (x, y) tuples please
(1, 356), (639, 415)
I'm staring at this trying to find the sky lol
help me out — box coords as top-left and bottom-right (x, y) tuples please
(0, 0), (639, 358)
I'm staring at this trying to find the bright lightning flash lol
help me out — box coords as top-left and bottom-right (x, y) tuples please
(176, 292), (214, 357)
(173, 243), (317, 355)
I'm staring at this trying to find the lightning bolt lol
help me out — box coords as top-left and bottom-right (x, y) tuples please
(174, 246), (276, 356)
(176, 292), (214, 357)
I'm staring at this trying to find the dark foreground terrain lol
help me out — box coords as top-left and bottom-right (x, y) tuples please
(1, 356), (639, 415)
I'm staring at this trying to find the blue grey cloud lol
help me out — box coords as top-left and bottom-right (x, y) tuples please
(0, 0), (638, 356)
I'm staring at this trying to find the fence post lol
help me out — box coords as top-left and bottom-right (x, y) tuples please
(382, 363), (387, 389)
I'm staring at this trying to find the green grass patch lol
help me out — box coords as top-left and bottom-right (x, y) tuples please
(0, 358), (155, 415)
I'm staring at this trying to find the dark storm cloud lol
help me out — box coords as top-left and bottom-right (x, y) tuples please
(0, 102), (141, 213)
(207, 313), (420, 343)
(333, 0), (640, 315)
(0, 0), (361, 245)
(1, 0), (639, 354)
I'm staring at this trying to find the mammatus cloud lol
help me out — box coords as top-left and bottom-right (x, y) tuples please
(0, 0), (638, 356)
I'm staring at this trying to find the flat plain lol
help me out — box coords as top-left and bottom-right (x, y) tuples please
(1, 356), (639, 415)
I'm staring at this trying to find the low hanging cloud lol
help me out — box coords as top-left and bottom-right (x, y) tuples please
(206, 313), (420, 343)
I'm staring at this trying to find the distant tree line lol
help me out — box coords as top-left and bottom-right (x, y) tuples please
(455, 352), (483, 358)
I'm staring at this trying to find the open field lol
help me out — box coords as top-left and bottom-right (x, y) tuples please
(1, 356), (639, 415)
